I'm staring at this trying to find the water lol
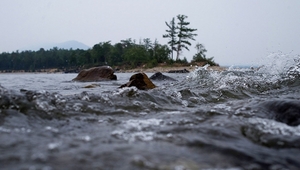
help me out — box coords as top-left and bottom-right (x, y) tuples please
(0, 54), (300, 170)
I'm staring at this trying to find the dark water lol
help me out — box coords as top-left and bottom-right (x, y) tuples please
(0, 54), (300, 170)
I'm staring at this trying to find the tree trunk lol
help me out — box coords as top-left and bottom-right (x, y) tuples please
(176, 44), (180, 60)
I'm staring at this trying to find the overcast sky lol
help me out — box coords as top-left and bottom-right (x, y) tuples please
(1, 0), (300, 66)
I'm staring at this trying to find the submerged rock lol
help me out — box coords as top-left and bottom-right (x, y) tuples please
(120, 73), (156, 90)
(150, 72), (176, 81)
(72, 66), (117, 82)
(83, 84), (101, 88)
(168, 69), (189, 73)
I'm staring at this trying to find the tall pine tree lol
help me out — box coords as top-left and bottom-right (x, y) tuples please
(163, 17), (177, 60)
(175, 14), (197, 60)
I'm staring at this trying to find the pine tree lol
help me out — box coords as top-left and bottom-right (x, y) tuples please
(163, 17), (177, 60)
(175, 14), (197, 60)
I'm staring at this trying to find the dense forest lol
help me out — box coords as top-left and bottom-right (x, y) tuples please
(0, 15), (218, 72)
(0, 39), (171, 72)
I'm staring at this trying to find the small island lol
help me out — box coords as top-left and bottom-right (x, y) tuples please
(0, 14), (221, 73)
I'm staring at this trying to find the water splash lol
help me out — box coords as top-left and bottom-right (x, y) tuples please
(257, 52), (299, 76)
(184, 52), (300, 100)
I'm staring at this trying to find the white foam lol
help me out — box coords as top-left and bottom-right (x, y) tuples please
(111, 118), (164, 142)
(247, 117), (300, 136)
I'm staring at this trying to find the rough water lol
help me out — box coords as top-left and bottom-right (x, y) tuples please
(0, 54), (300, 170)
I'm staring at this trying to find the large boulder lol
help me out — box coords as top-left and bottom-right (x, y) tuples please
(73, 66), (117, 82)
(120, 73), (156, 90)
(150, 72), (176, 81)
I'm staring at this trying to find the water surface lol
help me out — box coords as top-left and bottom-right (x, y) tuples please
(0, 54), (300, 170)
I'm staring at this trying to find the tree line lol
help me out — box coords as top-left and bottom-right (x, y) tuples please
(0, 39), (172, 72)
(0, 14), (218, 72)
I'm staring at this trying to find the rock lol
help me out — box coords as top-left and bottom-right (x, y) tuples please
(150, 72), (176, 81)
(168, 68), (189, 73)
(120, 73), (156, 90)
(83, 84), (101, 88)
(72, 66), (117, 82)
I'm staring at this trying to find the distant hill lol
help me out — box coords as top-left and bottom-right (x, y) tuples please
(54, 40), (90, 50)
(20, 40), (90, 51)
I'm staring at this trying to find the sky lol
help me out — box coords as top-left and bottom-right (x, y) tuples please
(1, 0), (300, 66)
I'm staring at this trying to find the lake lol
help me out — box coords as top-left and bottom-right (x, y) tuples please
(0, 57), (300, 170)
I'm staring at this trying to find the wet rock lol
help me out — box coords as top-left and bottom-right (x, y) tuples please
(72, 66), (117, 82)
(120, 73), (156, 90)
(150, 72), (176, 81)
(83, 84), (101, 88)
(168, 69), (189, 73)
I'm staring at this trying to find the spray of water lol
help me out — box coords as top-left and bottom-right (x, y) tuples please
(183, 52), (300, 100)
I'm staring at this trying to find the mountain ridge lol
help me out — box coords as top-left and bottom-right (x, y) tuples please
(19, 40), (90, 52)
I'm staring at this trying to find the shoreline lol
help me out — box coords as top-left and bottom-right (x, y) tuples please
(0, 66), (227, 74)
(116, 65), (227, 73)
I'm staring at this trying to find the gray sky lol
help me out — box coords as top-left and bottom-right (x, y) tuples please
(1, 0), (300, 66)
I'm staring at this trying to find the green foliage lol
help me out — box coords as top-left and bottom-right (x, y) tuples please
(106, 43), (123, 66)
(163, 17), (177, 60)
(91, 41), (112, 65)
(124, 46), (150, 68)
(0, 38), (171, 72)
(192, 43), (218, 66)
(176, 57), (188, 64)
(146, 59), (158, 68)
